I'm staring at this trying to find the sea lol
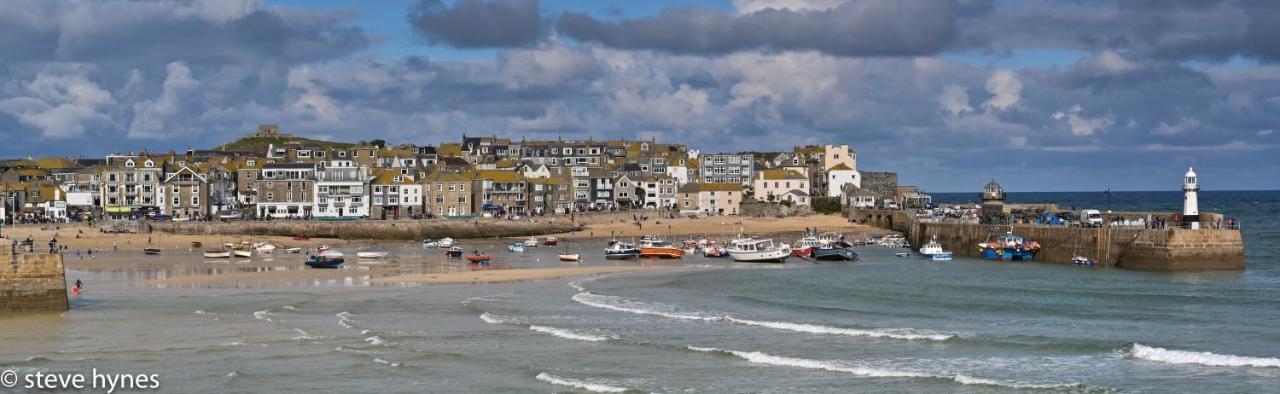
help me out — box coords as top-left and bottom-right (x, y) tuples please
(1, 190), (1277, 393)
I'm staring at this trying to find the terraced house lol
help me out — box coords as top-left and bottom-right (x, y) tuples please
(421, 171), (472, 217)
(254, 163), (315, 219)
(100, 154), (164, 217)
(160, 163), (209, 219)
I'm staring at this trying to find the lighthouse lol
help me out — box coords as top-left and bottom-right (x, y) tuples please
(1183, 167), (1199, 229)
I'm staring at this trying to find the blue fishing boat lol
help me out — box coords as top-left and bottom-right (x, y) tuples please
(445, 246), (464, 258)
(305, 255), (344, 269)
(977, 232), (1039, 261)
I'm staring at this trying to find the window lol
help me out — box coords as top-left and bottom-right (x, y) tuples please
(318, 186), (328, 193)
(266, 192), (274, 200)
(172, 197), (180, 206)
(172, 186), (179, 193)
(374, 186), (383, 193)
(192, 196), (199, 205)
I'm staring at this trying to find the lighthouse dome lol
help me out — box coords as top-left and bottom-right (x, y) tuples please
(1185, 167), (1197, 177)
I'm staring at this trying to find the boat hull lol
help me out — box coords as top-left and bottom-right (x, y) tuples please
(790, 246), (814, 258)
(812, 247), (858, 261)
(639, 247), (684, 259)
(357, 252), (389, 258)
(978, 247), (1036, 261)
(558, 254), (580, 262)
(203, 251), (231, 258)
(729, 249), (790, 263)
(466, 255), (491, 264)
(233, 250), (252, 258)
(143, 248), (162, 255)
(305, 257), (344, 269)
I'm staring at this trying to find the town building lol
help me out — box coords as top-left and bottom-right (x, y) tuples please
(421, 171), (473, 217)
(254, 163), (316, 219)
(314, 159), (371, 219)
(753, 169), (809, 203)
(160, 163), (210, 219)
(699, 154), (754, 185)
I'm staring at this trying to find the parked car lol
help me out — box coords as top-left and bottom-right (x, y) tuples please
(146, 214), (172, 221)
(217, 210), (242, 220)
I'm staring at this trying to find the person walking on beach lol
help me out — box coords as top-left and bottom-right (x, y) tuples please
(113, 241), (119, 252)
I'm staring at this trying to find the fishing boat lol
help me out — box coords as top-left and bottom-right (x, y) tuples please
(356, 249), (390, 259)
(254, 242), (276, 255)
(792, 236), (827, 258)
(445, 246), (464, 258)
(604, 242), (641, 259)
(702, 246), (730, 258)
(233, 249), (252, 258)
(422, 239), (438, 248)
(283, 247), (302, 254)
(143, 247), (162, 255)
(1073, 256), (1097, 266)
(543, 236), (559, 246)
(895, 252), (911, 258)
(507, 242), (525, 252)
(728, 238), (791, 263)
(638, 237), (684, 259)
(523, 236), (539, 247)
(558, 253), (580, 262)
(812, 245), (858, 261)
(918, 236), (952, 261)
(292, 235), (310, 241)
(305, 255), (344, 269)
(977, 232), (1040, 261)
(467, 254), (491, 264)
(816, 232), (845, 245)
(437, 237), (455, 248)
(203, 250), (231, 258)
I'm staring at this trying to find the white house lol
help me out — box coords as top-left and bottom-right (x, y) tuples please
(753, 169), (809, 202)
(521, 164), (551, 179)
(314, 159), (370, 219)
(826, 163), (860, 197)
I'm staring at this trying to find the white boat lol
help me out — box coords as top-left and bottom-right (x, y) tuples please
(283, 247), (302, 254)
(728, 238), (791, 263)
(422, 239), (438, 248)
(558, 253), (580, 262)
(523, 236), (539, 247)
(357, 250), (390, 259)
(203, 250), (231, 258)
(918, 236), (952, 261)
(254, 242), (276, 254)
(604, 242), (641, 259)
(233, 249), (252, 258)
(437, 237), (455, 248)
(507, 242), (525, 252)
(321, 250), (345, 258)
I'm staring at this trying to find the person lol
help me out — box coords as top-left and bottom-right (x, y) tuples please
(113, 241), (119, 252)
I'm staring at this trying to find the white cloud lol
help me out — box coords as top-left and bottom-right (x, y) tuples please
(1053, 104), (1113, 136)
(938, 84), (971, 115)
(732, 0), (850, 14)
(0, 64), (114, 138)
(129, 62), (199, 139)
(1155, 117), (1200, 136)
(982, 69), (1021, 110)
(1258, 129), (1273, 137)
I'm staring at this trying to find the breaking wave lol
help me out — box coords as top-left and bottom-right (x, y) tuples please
(1130, 343), (1280, 368)
(253, 310), (272, 322)
(535, 372), (631, 393)
(687, 346), (1082, 389)
(372, 358), (401, 367)
(364, 335), (390, 347)
(573, 292), (953, 341)
(336, 311), (356, 329)
(478, 312), (509, 324)
(528, 325), (612, 342)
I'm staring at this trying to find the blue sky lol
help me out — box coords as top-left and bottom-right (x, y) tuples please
(1, 0), (1278, 192)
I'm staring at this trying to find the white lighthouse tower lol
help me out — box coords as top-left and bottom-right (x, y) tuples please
(1183, 167), (1199, 229)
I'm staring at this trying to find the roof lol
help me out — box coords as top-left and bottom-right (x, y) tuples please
(700, 183), (741, 192)
(263, 163), (316, 169)
(678, 183), (699, 193)
(34, 156), (76, 169)
(371, 169), (412, 185)
(421, 171), (473, 182)
(760, 169), (806, 180)
(785, 189), (810, 197)
(829, 163), (853, 171)
(476, 169), (522, 183)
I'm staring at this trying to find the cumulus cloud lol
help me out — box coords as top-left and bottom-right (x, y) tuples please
(129, 62), (199, 139)
(1155, 117), (1201, 136)
(0, 64), (114, 138)
(1053, 104), (1113, 137)
(409, 0), (547, 48)
(982, 69), (1021, 110)
(938, 84), (972, 115)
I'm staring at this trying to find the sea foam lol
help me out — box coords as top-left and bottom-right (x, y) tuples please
(535, 372), (630, 393)
(364, 335), (390, 347)
(573, 292), (953, 341)
(1131, 343), (1280, 368)
(687, 346), (1081, 389)
(478, 312), (509, 324)
(336, 311), (356, 329)
(528, 325), (612, 342)
(253, 310), (272, 322)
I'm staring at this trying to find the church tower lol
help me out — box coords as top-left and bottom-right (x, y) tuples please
(1183, 167), (1199, 229)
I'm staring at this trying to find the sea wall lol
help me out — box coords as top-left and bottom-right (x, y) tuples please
(1, 249), (68, 312)
(846, 209), (911, 232)
(148, 219), (579, 241)
(907, 222), (1245, 271)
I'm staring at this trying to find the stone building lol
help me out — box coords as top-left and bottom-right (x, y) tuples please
(421, 171), (473, 217)
(254, 163), (315, 219)
(980, 179), (1006, 224)
(160, 164), (209, 219)
(100, 154), (165, 217)
(699, 153), (755, 185)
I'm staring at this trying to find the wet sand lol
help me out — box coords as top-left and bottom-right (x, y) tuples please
(556, 213), (882, 238)
(368, 266), (656, 285)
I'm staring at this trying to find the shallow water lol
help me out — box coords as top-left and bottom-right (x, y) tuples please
(2, 191), (1277, 393)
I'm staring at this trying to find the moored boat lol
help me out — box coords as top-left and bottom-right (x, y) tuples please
(918, 236), (952, 261)
(558, 253), (580, 262)
(523, 236), (539, 247)
(638, 238), (684, 259)
(604, 242), (641, 259)
(544, 236), (559, 246)
(467, 254), (491, 264)
(507, 242), (525, 252)
(437, 237), (455, 248)
(792, 236), (827, 258)
(283, 247), (302, 254)
(143, 247), (162, 255)
(422, 239), (438, 248)
(812, 246), (858, 261)
(204, 250), (231, 258)
(233, 249), (252, 258)
(445, 246), (464, 258)
(728, 238), (791, 263)
(356, 250), (390, 259)
(1073, 255), (1097, 266)
(254, 242), (276, 254)
(305, 255), (344, 269)
(977, 232), (1039, 261)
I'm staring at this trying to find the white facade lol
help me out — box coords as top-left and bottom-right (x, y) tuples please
(522, 164), (550, 179)
(665, 164), (690, 185)
(826, 167), (860, 197)
(1183, 167), (1199, 229)
(314, 160), (370, 218)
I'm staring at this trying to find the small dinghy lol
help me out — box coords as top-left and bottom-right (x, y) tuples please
(292, 235), (310, 241)
(283, 247), (302, 254)
(233, 249), (253, 258)
(143, 247), (162, 255)
(507, 242), (525, 252)
(357, 250), (390, 259)
(558, 253), (580, 262)
(437, 238), (455, 248)
(523, 236), (539, 247)
(445, 246), (464, 258)
(467, 254), (491, 264)
(204, 250), (231, 258)
(305, 255), (344, 269)
(254, 242), (276, 255)
(543, 236), (559, 246)
(422, 239), (439, 248)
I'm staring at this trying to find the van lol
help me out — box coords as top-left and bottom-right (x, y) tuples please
(1081, 209), (1103, 227)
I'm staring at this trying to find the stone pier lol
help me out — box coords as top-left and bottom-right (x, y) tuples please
(1, 248), (69, 312)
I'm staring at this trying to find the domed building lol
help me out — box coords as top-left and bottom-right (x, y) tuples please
(979, 179), (1007, 224)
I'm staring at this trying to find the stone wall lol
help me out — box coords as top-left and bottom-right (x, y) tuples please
(846, 209), (911, 232)
(740, 202), (812, 218)
(1, 250), (68, 312)
(907, 222), (1245, 271)
(149, 219), (579, 240)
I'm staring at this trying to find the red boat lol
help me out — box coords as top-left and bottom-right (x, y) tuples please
(543, 236), (559, 246)
(292, 235), (310, 241)
(467, 255), (492, 264)
(790, 246), (814, 258)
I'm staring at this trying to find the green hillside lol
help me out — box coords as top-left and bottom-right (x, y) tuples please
(212, 136), (355, 153)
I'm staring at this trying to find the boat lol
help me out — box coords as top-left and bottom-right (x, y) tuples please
(437, 237), (455, 248)
(558, 253), (580, 262)
(445, 246), (464, 258)
(233, 250), (252, 258)
(422, 239), (439, 248)
(305, 255), (344, 269)
(895, 252), (911, 258)
(977, 232), (1040, 261)
(1073, 256), (1097, 266)
(320, 250), (345, 258)
(254, 242), (276, 254)
(604, 242), (641, 259)
(204, 250), (231, 258)
(816, 232), (845, 245)
(467, 254), (491, 264)
(792, 236), (827, 258)
(701, 246), (730, 258)
(190, 241), (202, 248)
(143, 247), (162, 255)
(317, 244), (332, 254)
(638, 238), (684, 259)
(728, 238), (791, 263)
(812, 246), (858, 261)
(507, 242), (525, 252)
(918, 236), (952, 261)
(356, 250), (390, 259)
(523, 236), (539, 247)
(543, 236), (559, 246)
(283, 247), (302, 254)
(292, 235), (310, 241)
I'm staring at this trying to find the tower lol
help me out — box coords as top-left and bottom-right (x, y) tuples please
(1183, 167), (1199, 229)
(980, 179), (1006, 224)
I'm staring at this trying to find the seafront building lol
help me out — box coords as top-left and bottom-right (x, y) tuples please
(0, 124), (903, 223)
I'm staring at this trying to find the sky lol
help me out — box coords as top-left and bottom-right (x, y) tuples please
(1, 0), (1278, 192)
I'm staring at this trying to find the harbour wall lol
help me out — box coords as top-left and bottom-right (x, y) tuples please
(906, 222), (1245, 271)
(1, 249), (69, 312)
(148, 219), (579, 241)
